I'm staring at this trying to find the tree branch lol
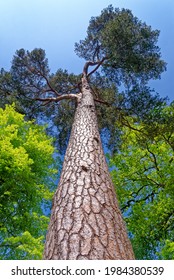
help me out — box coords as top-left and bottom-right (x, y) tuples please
(121, 190), (157, 211)
(27, 66), (60, 97)
(94, 98), (111, 106)
(162, 134), (174, 152)
(146, 144), (160, 171)
(35, 93), (79, 103)
(83, 57), (108, 77)
(121, 116), (147, 135)
(88, 57), (108, 77)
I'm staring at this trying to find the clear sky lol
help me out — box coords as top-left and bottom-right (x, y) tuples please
(0, 0), (174, 101)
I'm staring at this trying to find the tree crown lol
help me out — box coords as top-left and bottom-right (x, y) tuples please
(0, 6), (167, 152)
(75, 5), (166, 83)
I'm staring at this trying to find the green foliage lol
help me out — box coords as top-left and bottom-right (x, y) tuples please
(75, 5), (167, 150)
(0, 6), (167, 153)
(0, 54), (81, 152)
(10, 48), (50, 119)
(0, 5), (170, 260)
(0, 104), (57, 259)
(3, 231), (45, 260)
(45, 69), (81, 152)
(161, 240), (174, 259)
(109, 104), (174, 259)
(75, 5), (166, 84)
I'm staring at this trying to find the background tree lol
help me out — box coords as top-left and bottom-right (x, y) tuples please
(110, 103), (174, 259)
(0, 6), (167, 259)
(0, 105), (57, 259)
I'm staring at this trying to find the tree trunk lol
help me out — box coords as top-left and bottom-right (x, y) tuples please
(44, 76), (134, 260)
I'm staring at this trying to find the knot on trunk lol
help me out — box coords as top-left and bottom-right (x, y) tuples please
(93, 136), (99, 143)
(79, 160), (89, 172)
(81, 165), (88, 172)
(82, 104), (95, 112)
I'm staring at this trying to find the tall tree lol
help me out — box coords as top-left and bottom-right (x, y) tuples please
(1, 6), (166, 259)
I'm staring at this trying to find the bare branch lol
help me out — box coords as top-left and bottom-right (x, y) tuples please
(83, 61), (99, 76)
(35, 93), (79, 103)
(40, 100), (52, 106)
(87, 57), (108, 77)
(83, 57), (108, 77)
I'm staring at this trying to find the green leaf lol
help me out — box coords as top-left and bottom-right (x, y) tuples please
(0, 105), (58, 259)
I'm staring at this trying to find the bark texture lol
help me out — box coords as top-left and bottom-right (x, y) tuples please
(44, 77), (134, 260)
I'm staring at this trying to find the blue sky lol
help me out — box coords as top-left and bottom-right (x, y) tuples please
(0, 0), (174, 100)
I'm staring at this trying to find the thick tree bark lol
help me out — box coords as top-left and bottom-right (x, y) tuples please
(44, 76), (134, 260)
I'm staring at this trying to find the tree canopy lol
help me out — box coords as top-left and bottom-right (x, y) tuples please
(0, 6), (167, 152)
(0, 105), (57, 259)
(75, 6), (166, 82)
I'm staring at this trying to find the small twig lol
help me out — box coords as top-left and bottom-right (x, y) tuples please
(41, 100), (52, 106)
(94, 98), (111, 106)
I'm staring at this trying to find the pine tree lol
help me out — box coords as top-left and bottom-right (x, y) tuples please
(1, 6), (166, 259)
